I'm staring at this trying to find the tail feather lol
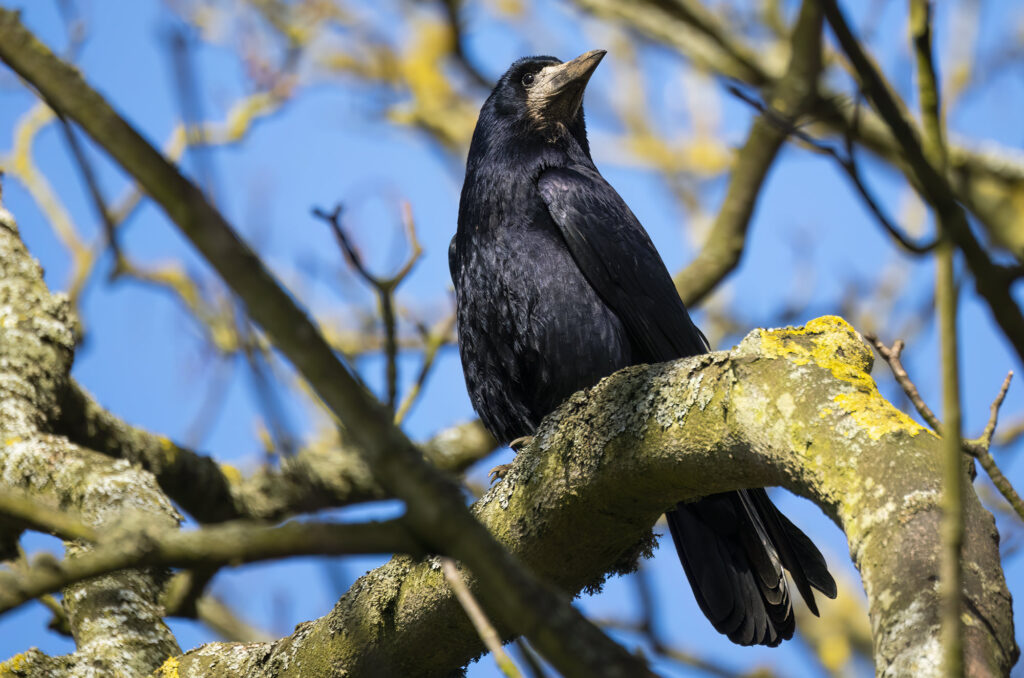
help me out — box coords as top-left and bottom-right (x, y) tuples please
(666, 489), (834, 647)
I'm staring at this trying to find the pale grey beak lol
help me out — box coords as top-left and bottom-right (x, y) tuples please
(527, 49), (606, 122)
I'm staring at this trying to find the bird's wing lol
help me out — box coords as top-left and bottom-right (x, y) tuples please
(538, 165), (708, 361)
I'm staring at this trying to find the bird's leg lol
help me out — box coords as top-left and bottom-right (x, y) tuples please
(488, 435), (536, 483)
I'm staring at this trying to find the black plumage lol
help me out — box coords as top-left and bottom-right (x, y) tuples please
(450, 50), (837, 646)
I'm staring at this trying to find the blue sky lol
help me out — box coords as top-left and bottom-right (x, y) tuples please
(2, 0), (1023, 676)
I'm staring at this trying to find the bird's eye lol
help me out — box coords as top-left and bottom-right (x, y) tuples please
(521, 72), (535, 87)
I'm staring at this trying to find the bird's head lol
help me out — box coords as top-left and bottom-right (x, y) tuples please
(473, 50), (606, 156)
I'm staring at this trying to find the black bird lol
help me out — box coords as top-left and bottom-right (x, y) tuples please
(450, 50), (837, 646)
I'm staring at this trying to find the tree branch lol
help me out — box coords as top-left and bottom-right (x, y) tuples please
(673, 0), (823, 306)
(573, 0), (1024, 269)
(154, 316), (1016, 677)
(0, 203), (182, 675)
(0, 519), (417, 617)
(56, 379), (497, 523)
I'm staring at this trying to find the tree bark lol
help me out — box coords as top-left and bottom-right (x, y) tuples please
(165, 318), (1017, 677)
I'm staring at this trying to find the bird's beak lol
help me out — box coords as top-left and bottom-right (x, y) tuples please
(527, 49), (606, 123)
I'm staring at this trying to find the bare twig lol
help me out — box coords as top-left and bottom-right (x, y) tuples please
(864, 334), (940, 429)
(865, 334), (1024, 526)
(56, 114), (123, 270)
(727, 85), (936, 255)
(965, 374), (1024, 523)
(441, 557), (522, 678)
(394, 313), (456, 425)
(312, 202), (423, 411)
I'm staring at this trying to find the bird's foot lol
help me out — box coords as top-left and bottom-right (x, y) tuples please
(488, 463), (514, 484)
(509, 435), (534, 453)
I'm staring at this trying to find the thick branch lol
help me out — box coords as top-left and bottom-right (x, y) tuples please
(56, 380), (497, 522)
(163, 317), (1015, 677)
(0, 205), (182, 675)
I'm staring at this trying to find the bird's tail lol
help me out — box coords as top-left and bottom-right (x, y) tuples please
(666, 489), (837, 646)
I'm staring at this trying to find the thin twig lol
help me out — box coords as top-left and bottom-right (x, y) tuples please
(441, 558), (522, 678)
(394, 313), (456, 425)
(55, 113), (124, 270)
(863, 333), (941, 430)
(726, 84), (936, 255)
(239, 319), (296, 456)
(964, 373), (1024, 522)
(865, 335), (1024, 525)
(312, 202), (423, 412)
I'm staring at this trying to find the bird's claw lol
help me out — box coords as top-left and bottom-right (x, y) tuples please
(509, 435), (534, 452)
(488, 463), (514, 484)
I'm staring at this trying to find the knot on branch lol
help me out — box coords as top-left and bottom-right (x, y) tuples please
(741, 316), (930, 442)
(745, 315), (874, 376)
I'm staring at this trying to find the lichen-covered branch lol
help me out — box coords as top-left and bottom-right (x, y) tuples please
(1, 200), (182, 676)
(56, 380), (497, 523)
(156, 317), (1015, 677)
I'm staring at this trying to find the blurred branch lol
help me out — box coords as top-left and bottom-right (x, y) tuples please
(57, 380), (498, 523)
(0, 519), (416, 618)
(674, 0), (823, 306)
(573, 0), (1024, 268)
(56, 114), (123, 269)
(442, 557), (523, 678)
(395, 312), (456, 424)
(194, 595), (274, 642)
(0, 488), (97, 542)
(437, 0), (493, 89)
(727, 85), (936, 254)
(820, 0), (1024, 375)
(867, 333), (1024, 524)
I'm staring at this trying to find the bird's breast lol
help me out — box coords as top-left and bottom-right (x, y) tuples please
(453, 221), (631, 442)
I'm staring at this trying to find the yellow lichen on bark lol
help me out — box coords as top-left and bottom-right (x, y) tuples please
(218, 463), (242, 485)
(152, 655), (179, 678)
(758, 316), (931, 440)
